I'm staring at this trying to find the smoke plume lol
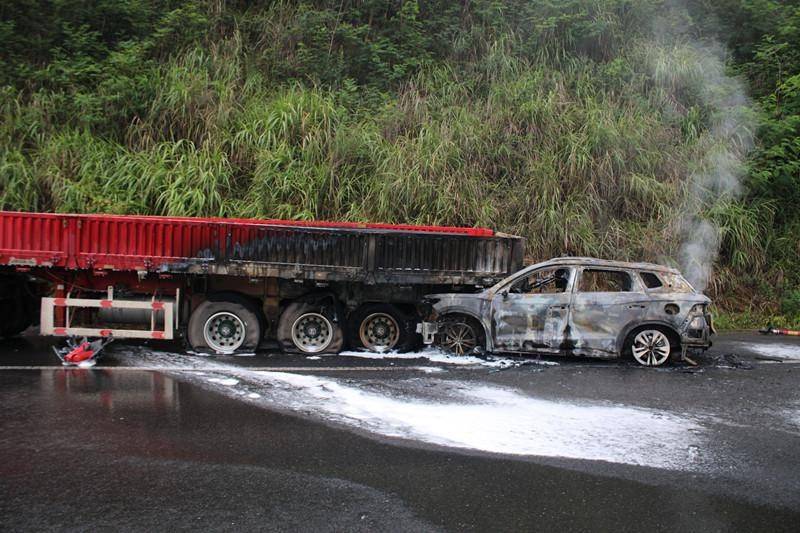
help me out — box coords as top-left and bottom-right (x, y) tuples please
(651, 7), (755, 292)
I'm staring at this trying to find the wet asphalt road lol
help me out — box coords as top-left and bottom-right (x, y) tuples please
(1, 332), (800, 532)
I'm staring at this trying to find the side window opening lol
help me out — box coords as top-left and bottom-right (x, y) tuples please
(578, 269), (633, 292)
(510, 267), (570, 295)
(660, 272), (694, 293)
(640, 272), (663, 289)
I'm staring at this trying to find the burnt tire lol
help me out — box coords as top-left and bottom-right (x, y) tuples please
(0, 280), (33, 338)
(348, 304), (417, 352)
(277, 302), (344, 355)
(437, 315), (486, 356)
(0, 299), (30, 338)
(187, 296), (262, 354)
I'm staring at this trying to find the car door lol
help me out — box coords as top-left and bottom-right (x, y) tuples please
(568, 267), (647, 356)
(490, 266), (574, 353)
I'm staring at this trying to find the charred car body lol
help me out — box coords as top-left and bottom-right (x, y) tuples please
(422, 257), (714, 366)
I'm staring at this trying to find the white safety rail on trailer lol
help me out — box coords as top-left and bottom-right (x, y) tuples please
(40, 288), (176, 340)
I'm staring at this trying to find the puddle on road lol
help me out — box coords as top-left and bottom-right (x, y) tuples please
(103, 347), (710, 471)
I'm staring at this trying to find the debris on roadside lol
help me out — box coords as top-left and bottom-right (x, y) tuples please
(487, 359), (550, 372)
(52, 336), (114, 367)
(715, 353), (754, 370)
(759, 325), (800, 337)
(754, 355), (786, 362)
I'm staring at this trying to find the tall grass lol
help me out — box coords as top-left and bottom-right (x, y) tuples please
(0, 2), (774, 306)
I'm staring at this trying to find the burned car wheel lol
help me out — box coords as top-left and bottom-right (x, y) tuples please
(627, 328), (672, 367)
(438, 316), (485, 356)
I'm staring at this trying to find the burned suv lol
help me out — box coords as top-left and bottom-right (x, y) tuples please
(422, 257), (713, 366)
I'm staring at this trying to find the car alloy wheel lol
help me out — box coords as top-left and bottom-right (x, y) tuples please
(441, 321), (478, 356)
(631, 329), (671, 366)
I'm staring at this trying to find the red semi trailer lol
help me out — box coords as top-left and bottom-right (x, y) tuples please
(0, 211), (524, 354)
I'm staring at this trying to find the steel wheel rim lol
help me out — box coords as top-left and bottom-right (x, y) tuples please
(359, 312), (400, 352)
(204, 312), (246, 353)
(632, 330), (670, 366)
(442, 322), (477, 356)
(291, 313), (334, 353)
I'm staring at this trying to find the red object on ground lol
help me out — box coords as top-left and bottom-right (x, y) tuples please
(768, 328), (800, 336)
(64, 342), (95, 363)
(0, 211), (496, 271)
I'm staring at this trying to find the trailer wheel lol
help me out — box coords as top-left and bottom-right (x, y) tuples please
(0, 279), (32, 338)
(187, 297), (261, 354)
(348, 304), (415, 352)
(0, 299), (30, 338)
(277, 302), (343, 354)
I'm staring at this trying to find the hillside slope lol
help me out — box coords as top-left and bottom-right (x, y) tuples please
(1, 0), (798, 322)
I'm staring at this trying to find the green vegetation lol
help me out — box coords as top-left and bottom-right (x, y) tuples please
(0, 1), (798, 326)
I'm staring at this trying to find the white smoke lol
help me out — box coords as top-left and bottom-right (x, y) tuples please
(680, 43), (754, 292)
(650, 7), (755, 292)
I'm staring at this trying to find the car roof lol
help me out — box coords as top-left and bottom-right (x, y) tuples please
(533, 256), (682, 274)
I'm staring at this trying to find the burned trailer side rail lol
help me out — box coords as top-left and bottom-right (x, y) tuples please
(183, 223), (523, 286)
(0, 212), (523, 284)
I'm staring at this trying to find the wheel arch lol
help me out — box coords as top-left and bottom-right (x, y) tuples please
(617, 320), (681, 355)
(437, 309), (491, 350)
(201, 290), (267, 334)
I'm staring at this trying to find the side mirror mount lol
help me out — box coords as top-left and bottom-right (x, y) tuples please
(501, 289), (509, 300)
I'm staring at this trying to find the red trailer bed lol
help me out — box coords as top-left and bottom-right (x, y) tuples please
(0, 211), (521, 284)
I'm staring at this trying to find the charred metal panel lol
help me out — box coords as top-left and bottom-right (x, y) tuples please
(374, 234), (516, 277)
(492, 292), (572, 353)
(226, 226), (368, 269)
(489, 267), (574, 353)
(568, 292), (649, 357)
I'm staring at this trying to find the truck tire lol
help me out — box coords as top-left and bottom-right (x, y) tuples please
(348, 303), (417, 352)
(187, 296), (262, 354)
(0, 279), (32, 338)
(0, 299), (30, 338)
(277, 302), (344, 355)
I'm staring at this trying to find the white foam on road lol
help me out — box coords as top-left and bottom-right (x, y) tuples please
(245, 371), (706, 470)
(207, 377), (239, 386)
(735, 342), (800, 360)
(113, 347), (705, 471)
(337, 348), (558, 368)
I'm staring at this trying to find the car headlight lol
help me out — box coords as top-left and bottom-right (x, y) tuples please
(689, 315), (705, 329)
